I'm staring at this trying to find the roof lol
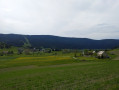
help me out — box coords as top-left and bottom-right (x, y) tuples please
(97, 51), (105, 55)
(92, 51), (95, 53)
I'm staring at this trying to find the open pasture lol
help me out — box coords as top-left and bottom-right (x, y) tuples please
(0, 50), (119, 90)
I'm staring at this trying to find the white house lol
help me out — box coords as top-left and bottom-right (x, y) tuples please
(97, 51), (109, 58)
(92, 51), (96, 54)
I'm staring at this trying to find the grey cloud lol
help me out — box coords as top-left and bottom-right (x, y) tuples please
(0, 0), (119, 39)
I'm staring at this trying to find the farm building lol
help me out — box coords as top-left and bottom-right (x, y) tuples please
(97, 51), (109, 59)
(92, 51), (96, 54)
(40, 48), (52, 53)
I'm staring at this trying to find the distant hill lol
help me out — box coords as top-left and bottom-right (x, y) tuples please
(0, 34), (119, 49)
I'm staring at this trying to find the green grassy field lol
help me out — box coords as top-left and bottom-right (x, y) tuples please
(0, 50), (119, 90)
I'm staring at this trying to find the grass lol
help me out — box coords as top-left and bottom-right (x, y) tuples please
(0, 49), (119, 90)
(0, 60), (119, 90)
(109, 49), (119, 60)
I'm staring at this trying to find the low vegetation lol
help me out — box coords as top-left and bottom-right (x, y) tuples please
(0, 46), (119, 89)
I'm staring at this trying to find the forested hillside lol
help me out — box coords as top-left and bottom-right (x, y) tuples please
(0, 34), (119, 49)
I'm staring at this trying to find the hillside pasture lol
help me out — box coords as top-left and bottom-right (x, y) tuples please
(0, 49), (119, 89)
(0, 59), (119, 90)
(109, 49), (119, 60)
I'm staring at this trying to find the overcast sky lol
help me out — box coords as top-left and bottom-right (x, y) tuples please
(0, 0), (119, 39)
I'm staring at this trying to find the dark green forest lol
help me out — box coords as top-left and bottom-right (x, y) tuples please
(0, 34), (119, 49)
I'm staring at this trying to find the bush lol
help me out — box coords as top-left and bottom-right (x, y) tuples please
(0, 52), (4, 56)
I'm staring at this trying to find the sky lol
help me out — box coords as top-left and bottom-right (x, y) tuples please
(0, 0), (119, 40)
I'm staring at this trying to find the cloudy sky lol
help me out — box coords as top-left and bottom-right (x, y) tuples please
(0, 0), (119, 39)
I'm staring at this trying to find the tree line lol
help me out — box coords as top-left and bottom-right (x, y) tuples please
(0, 42), (11, 49)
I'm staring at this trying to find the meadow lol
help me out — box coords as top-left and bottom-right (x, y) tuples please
(0, 49), (119, 90)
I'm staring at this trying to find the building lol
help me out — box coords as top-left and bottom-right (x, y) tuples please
(92, 51), (96, 54)
(97, 51), (109, 58)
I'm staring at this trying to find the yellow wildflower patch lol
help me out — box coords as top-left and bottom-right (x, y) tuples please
(12, 56), (71, 63)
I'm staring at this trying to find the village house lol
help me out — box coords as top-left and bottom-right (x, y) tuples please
(92, 51), (96, 54)
(97, 51), (109, 59)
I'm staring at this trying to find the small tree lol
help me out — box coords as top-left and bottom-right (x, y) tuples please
(0, 52), (4, 56)
(18, 48), (24, 54)
(84, 49), (89, 55)
(74, 49), (78, 57)
(8, 51), (14, 55)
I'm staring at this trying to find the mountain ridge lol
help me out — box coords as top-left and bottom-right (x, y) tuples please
(0, 34), (119, 49)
